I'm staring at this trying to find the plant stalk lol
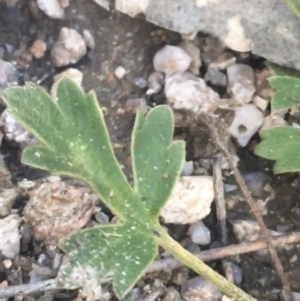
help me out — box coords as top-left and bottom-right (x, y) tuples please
(154, 224), (258, 301)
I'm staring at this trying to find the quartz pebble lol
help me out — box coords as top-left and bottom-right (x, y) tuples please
(37, 0), (64, 19)
(146, 71), (165, 95)
(223, 261), (243, 284)
(227, 64), (255, 104)
(252, 95), (269, 111)
(205, 66), (227, 87)
(51, 28), (87, 67)
(181, 277), (222, 301)
(181, 161), (194, 176)
(153, 45), (191, 75)
(161, 176), (214, 224)
(189, 220), (211, 245)
(228, 104), (263, 147)
(83, 30), (95, 49)
(114, 66), (126, 79)
(0, 110), (38, 149)
(0, 187), (20, 217)
(178, 40), (201, 74)
(231, 219), (260, 242)
(0, 214), (22, 258)
(0, 59), (18, 90)
(165, 72), (220, 114)
(95, 211), (109, 224)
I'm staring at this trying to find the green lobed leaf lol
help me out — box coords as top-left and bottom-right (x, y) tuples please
(131, 107), (185, 217)
(269, 76), (300, 111)
(255, 126), (300, 173)
(1, 78), (185, 298)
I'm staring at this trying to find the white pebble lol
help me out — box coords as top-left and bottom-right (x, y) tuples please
(0, 214), (22, 258)
(228, 104), (263, 147)
(189, 221), (211, 245)
(114, 66), (126, 79)
(161, 176), (215, 224)
(181, 161), (194, 176)
(165, 72), (220, 114)
(37, 0), (64, 19)
(153, 45), (191, 75)
(227, 64), (255, 104)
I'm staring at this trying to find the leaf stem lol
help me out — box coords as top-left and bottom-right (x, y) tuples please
(154, 224), (258, 301)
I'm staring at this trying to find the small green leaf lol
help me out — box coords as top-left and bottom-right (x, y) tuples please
(255, 126), (300, 173)
(1, 78), (185, 298)
(269, 76), (300, 111)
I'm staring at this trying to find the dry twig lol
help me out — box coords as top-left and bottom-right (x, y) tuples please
(148, 230), (300, 272)
(203, 114), (294, 301)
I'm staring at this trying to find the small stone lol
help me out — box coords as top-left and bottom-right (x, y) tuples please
(162, 287), (181, 301)
(18, 179), (36, 194)
(29, 263), (52, 283)
(134, 76), (148, 89)
(124, 98), (148, 115)
(181, 277), (222, 301)
(227, 64), (255, 104)
(92, 0), (110, 10)
(3, 259), (12, 269)
(20, 223), (32, 244)
(256, 69), (273, 100)
(0, 59), (18, 90)
(0, 214), (22, 258)
(223, 261), (242, 284)
(29, 40), (47, 59)
(261, 113), (286, 130)
(231, 220), (280, 242)
(146, 71), (165, 95)
(0, 280), (8, 288)
(205, 66), (227, 87)
(171, 268), (189, 286)
(0, 110), (38, 149)
(83, 30), (95, 49)
(46, 176), (61, 183)
(165, 72), (220, 114)
(228, 104), (263, 147)
(95, 211), (109, 224)
(51, 28), (86, 67)
(178, 40), (201, 75)
(59, 0), (69, 8)
(0, 187), (20, 217)
(252, 95), (269, 111)
(181, 161), (194, 176)
(210, 52), (236, 70)
(223, 15), (252, 52)
(23, 182), (95, 245)
(243, 172), (268, 198)
(114, 66), (126, 79)
(37, 0), (64, 19)
(189, 220), (211, 245)
(161, 176), (214, 224)
(153, 45), (191, 75)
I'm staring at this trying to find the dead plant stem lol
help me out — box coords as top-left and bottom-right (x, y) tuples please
(204, 114), (294, 301)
